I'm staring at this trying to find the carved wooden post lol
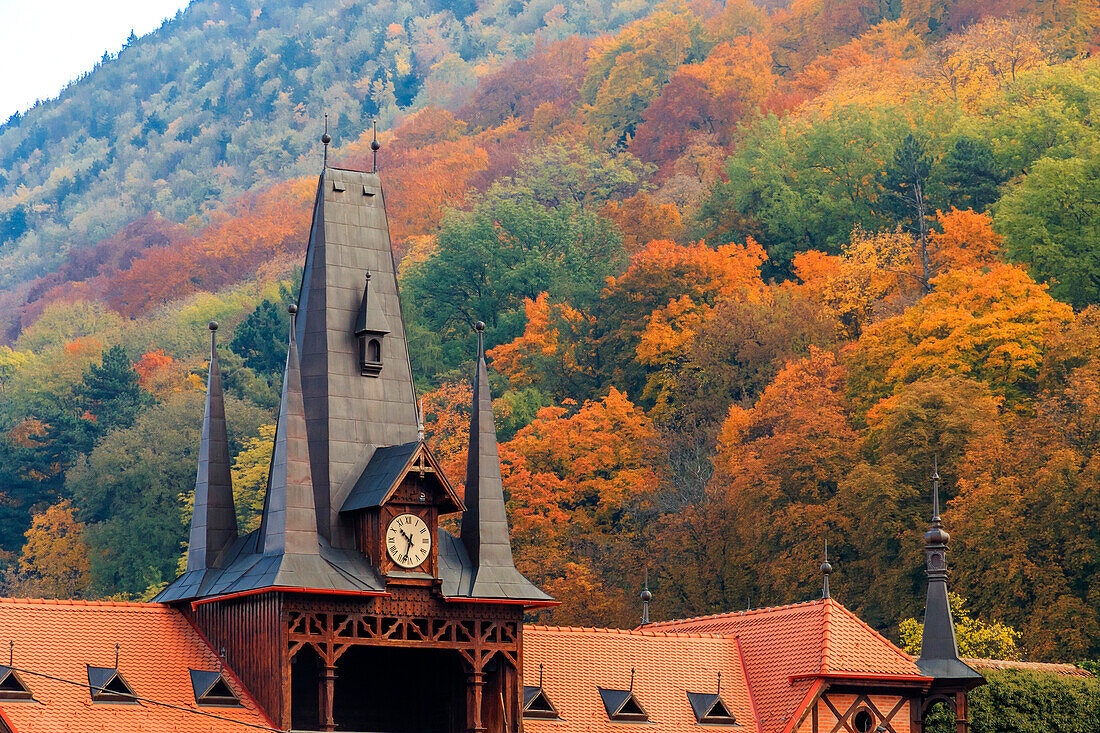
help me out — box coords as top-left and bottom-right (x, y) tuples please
(319, 660), (336, 732)
(466, 669), (486, 733)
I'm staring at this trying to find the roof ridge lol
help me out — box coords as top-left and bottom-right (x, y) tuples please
(0, 597), (171, 610)
(646, 599), (826, 628)
(525, 624), (732, 639)
(820, 598), (833, 674)
(825, 598), (917, 665)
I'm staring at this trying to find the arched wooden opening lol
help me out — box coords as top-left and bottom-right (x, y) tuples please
(290, 644), (322, 730)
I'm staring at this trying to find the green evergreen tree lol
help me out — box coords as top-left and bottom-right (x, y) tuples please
(938, 137), (1007, 212)
(77, 344), (152, 435)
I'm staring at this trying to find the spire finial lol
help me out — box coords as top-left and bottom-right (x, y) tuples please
(539, 663), (544, 688)
(716, 670), (721, 696)
(640, 567), (652, 625)
(932, 455), (941, 521)
(9, 640), (12, 666)
(371, 119), (380, 173)
(114, 643), (120, 670)
(321, 114), (331, 170)
(821, 538), (833, 599)
(475, 320), (486, 359)
(629, 667), (635, 692)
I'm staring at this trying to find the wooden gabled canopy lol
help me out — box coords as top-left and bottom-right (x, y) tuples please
(340, 440), (463, 514)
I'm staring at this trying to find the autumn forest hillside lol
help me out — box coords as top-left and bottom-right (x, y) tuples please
(3, 0), (1100, 665)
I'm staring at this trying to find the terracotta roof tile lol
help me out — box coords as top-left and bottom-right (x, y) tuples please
(523, 625), (754, 732)
(0, 597), (273, 732)
(645, 599), (922, 733)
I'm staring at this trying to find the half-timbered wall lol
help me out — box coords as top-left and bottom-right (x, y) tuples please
(797, 691), (914, 733)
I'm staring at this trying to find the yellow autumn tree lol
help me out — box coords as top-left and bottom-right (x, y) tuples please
(231, 424), (276, 532)
(17, 500), (92, 599)
(899, 593), (1022, 660)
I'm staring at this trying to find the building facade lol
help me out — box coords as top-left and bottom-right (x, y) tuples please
(0, 163), (983, 733)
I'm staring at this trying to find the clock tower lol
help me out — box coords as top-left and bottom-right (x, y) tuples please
(157, 161), (551, 732)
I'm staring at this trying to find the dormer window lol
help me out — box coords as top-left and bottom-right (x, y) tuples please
(87, 666), (137, 703)
(190, 669), (242, 707)
(687, 692), (738, 725)
(598, 687), (648, 722)
(354, 271), (389, 377)
(0, 666), (31, 700)
(523, 685), (561, 720)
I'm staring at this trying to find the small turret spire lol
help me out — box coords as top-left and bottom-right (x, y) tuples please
(186, 322), (238, 571)
(640, 568), (653, 625)
(460, 321), (550, 601)
(259, 304), (321, 556)
(916, 459), (981, 683)
(821, 539), (832, 599)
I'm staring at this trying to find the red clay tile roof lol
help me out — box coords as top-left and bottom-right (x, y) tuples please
(962, 658), (1095, 678)
(523, 625), (755, 733)
(0, 597), (274, 732)
(644, 599), (924, 733)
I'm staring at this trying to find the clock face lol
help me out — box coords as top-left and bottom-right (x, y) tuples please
(386, 513), (432, 569)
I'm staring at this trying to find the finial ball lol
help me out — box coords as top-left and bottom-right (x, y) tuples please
(371, 139), (380, 152)
(821, 560), (833, 575)
(288, 304), (298, 316)
(475, 321), (486, 332)
(640, 588), (653, 602)
(208, 321), (218, 331)
(321, 133), (331, 145)
(365, 271), (372, 281)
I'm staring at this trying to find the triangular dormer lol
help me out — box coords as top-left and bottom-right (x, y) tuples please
(598, 687), (648, 722)
(0, 666), (31, 700)
(189, 669), (241, 707)
(522, 685), (561, 720)
(687, 692), (738, 725)
(87, 666), (137, 703)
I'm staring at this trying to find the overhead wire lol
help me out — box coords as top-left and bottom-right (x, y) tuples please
(3, 664), (285, 732)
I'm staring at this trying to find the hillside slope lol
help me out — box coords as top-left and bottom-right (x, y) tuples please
(0, 0), (658, 290)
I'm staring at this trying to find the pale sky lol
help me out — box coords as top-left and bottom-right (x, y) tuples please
(0, 0), (193, 122)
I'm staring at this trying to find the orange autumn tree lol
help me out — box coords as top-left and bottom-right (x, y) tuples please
(487, 293), (598, 401)
(658, 348), (858, 617)
(421, 381), (473, 497)
(849, 263), (1074, 409)
(599, 193), (684, 254)
(500, 388), (659, 627)
(928, 207), (1002, 272)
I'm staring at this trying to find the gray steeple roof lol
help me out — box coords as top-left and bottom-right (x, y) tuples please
(185, 323), (237, 572)
(459, 323), (551, 602)
(296, 168), (420, 549)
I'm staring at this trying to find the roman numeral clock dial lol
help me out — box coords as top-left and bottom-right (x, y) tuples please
(385, 513), (432, 569)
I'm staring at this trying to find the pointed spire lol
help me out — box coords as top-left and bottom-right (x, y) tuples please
(917, 460), (981, 682)
(640, 568), (652, 625)
(186, 322), (238, 571)
(321, 114), (330, 170)
(460, 321), (549, 600)
(821, 539), (832, 600)
(260, 305), (321, 556)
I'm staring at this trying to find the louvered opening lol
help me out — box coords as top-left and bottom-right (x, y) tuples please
(0, 667), (31, 700)
(522, 685), (560, 719)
